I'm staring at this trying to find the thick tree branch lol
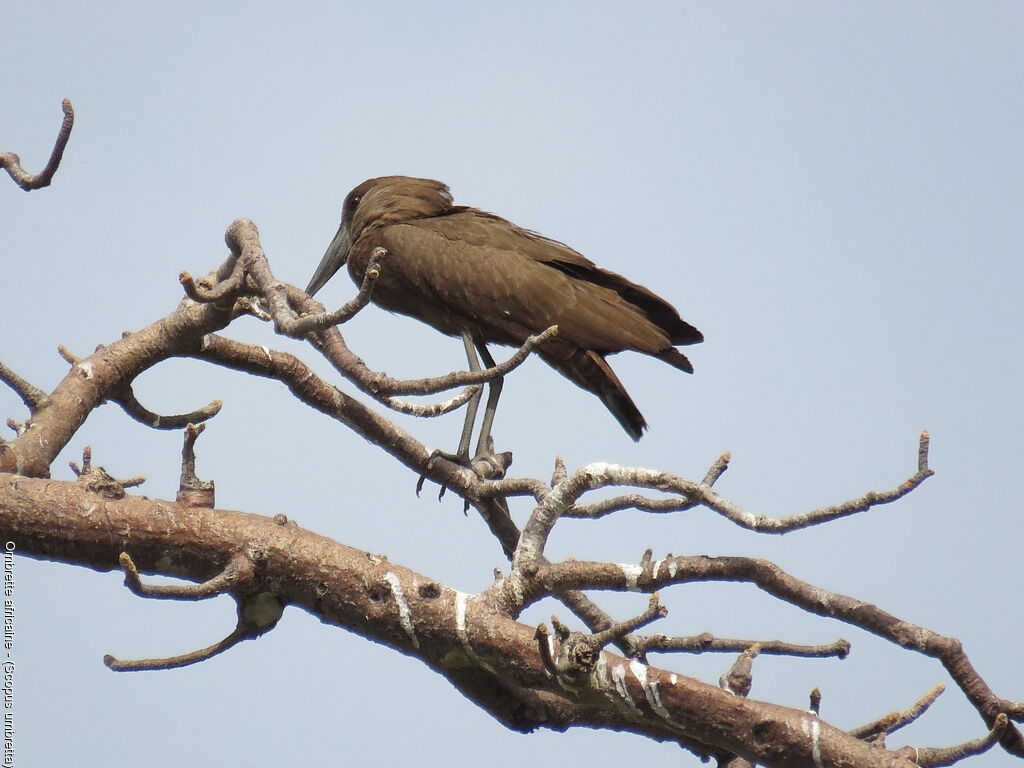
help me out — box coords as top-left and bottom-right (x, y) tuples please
(0, 299), (234, 477)
(0, 473), (924, 768)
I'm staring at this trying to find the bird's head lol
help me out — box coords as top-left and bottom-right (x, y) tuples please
(306, 176), (453, 296)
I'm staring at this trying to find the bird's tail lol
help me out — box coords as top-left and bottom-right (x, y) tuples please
(539, 346), (647, 441)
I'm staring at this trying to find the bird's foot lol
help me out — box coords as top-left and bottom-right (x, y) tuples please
(415, 449), (465, 500)
(415, 442), (513, 500)
(468, 439), (513, 481)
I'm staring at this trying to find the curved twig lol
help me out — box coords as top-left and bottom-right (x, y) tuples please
(118, 551), (246, 600)
(113, 386), (222, 429)
(906, 713), (1007, 767)
(108, 552), (282, 671)
(287, 247), (386, 334)
(1, 99), (75, 190)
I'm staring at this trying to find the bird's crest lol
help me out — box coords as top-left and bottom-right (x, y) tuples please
(347, 176), (454, 235)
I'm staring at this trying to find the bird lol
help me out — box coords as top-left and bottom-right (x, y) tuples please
(305, 175), (702, 468)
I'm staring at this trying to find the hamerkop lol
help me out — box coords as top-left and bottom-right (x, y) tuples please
(306, 176), (702, 465)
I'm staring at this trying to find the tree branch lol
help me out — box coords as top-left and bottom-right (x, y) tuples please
(0, 473), (925, 767)
(1, 98), (75, 190)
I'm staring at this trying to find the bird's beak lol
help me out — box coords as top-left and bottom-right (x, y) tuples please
(305, 224), (352, 296)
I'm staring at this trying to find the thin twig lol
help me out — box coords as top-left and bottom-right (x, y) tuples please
(118, 551), (244, 600)
(1, 99), (75, 190)
(180, 259), (246, 303)
(905, 713), (1007, 767)
(113, 387), (222, 429)
(0, 360), (49, 413)
(288, 248), (387, 334)
(850, 684), (946, 740)
(635, 633), (849, 659)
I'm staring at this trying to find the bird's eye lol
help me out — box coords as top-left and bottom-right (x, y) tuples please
(341, 192), (363, 222)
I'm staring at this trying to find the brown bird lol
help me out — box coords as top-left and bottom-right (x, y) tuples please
(306, 176), (702, 464)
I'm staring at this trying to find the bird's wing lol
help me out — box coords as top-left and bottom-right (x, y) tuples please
(372, 213), (681, 354)
(455, 210), (702, 347)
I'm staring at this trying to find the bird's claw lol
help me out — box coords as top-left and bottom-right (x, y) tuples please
(416, 449), (463, 500)
(469, 449), (513, 481)
(415, 443), (513, 501)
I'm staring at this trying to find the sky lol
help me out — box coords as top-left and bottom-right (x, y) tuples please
(2, 2), (1022, 766)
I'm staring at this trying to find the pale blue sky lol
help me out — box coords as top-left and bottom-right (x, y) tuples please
(3, 3), (1022, 766)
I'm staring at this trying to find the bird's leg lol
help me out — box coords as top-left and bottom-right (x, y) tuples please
(417, 332), (486, 499)
(417, 333), (510, 499)
(454, 331), (484, 461)
(471, 343), (512, 480)
(474, 343), (502, 456)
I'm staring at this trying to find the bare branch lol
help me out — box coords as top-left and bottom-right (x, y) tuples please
(851, 683), (945, 741)
(565, 450), (732, 519)
(103, 624), (251, 671)
(0, 456), (996, 766)
(56, 344), (79, 364)
(0, 360), (49, 413)
(903, 712), (1007, 767)
(702, 450), (731, 485)
(0, 261), (236, 477)
(381, 383), (481, 418)
(313, 321), (559, 399)
(588, 592), (667, 651)
(288, 247), (386, 334)
(636, 633), (849, 659)
(517, 441), (933, 568)
(565, 493), (693, 519)
(1, 99), (75, 190)
(478, 475), (550, 502)
(108, 550), (281, 671)
(113, 386), (222, 430)
(535, 552), (1022, 754)
(118, 551), (248, 600)
(180, 260), (245, 304)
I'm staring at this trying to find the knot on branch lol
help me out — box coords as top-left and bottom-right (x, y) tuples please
(719, 643), (761, 697)
(537, 594), (666, 681)
(69, 446), (145, 499)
